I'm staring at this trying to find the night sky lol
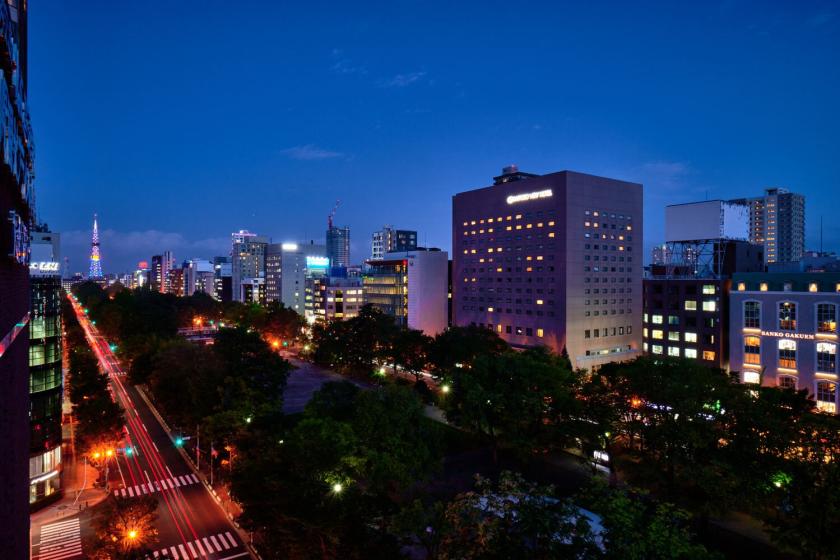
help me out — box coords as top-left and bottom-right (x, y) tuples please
(30, 1), (839, 273)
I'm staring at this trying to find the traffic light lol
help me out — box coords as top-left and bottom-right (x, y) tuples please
(109, 344), (118, 352)
(125, 446), (134, 457)
(174, 436), (184, 447)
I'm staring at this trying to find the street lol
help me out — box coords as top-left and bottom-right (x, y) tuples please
(51, 296), (254, 560)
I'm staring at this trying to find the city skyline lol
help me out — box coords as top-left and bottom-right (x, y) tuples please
(28, 1), (840, 272)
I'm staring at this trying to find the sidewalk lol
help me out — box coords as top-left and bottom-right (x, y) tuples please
(30, 418), (108, 542)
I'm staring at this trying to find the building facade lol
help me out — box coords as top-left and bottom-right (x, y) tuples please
(241, 277), (266, 305)
(274, 242), (327, 314)
(371, 226), (417, 260)
(213, 257), (232, 302)
(729, 272), (840, 414)
(309, 276), (364, 323)
(231, 231), (268, 302)
(184, 258), (213, 296)
(452, 168), (643, 369)
(732, 188), (806, 266)
(0, 1), (35, 552)
(363, 249), (449, 335)
(167, 267), (185, 297)
(29, 258), (63, 508)
(326, 225), (350, 270)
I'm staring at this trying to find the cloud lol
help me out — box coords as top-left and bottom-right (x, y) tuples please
(280, 144), (344, 161)
(379, 71), (427, 88)
(637, 161), (692, 191)
(330, 48), (367, 76)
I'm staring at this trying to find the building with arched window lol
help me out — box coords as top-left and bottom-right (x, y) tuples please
(729, 272), (840, 414)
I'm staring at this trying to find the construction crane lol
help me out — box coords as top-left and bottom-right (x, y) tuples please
(328, 199), (340, 228)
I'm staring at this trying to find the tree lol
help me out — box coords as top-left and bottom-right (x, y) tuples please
(390, 328), (432, 381)
(433, 471), (599, 559)
(88, 494), (159, 559)
(442, 347), (579, 462)
(428, 325), (508, 374)
(581, 479), (719, 560)
(585, 356), (737, 515)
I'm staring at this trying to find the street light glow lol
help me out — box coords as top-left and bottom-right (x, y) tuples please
(332, 482), (343, 494)
(127, 529), (138, 540)
(441, 384), (451, 394)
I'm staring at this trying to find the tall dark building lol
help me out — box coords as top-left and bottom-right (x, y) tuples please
(452, 167), (643, 370)
(0, 1), (34, 555)
(731, 188), (806, 266)
(29, 248), (63, 508)
(371, 226), (417, 260)
(327, 225), (351, 270)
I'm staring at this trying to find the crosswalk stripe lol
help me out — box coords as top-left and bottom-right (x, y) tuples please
(187, 542), (198, 558)
(202, 537), (213, 553)
(128, 486), (135, 497)
(210, 535), (223, 551)
(195, 539), (206, 556)
(172, 476), (181, 487)
(191, 473), (199, 483)
(225, 532), (237, 547)
(178, 475), (188, 486)
(40, 519), (79, 533)
(169, 546), (179, 559)
(153, 552), (160, 558)
(178, 544), (189, 559)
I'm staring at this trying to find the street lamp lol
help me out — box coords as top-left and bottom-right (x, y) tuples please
(332, 483), (343, 494)
(440, 384), (451, 394)
(127, 529), (138, 540)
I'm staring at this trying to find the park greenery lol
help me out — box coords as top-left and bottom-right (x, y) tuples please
(62, 298), (124, 456)
(71, 283), (840, 559)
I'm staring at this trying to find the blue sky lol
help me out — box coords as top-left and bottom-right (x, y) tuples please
(29, 0), (839, 273)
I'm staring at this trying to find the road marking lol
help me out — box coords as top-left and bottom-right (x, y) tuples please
(34, 517), (82, 560)
(224, 532), (238, 547)
(195, 538), (206, 556)
(210, 535), (223, 551)
(178, 544), (189, 559)
(215, 553), (249, 560)
(202, 537), (213, 553)
(115, 475), (201, 497)
(143, 423), (148, 432)
(187, 542), (198, 558)
(169, 546), (179, 559)
(152, 441), (159, 452)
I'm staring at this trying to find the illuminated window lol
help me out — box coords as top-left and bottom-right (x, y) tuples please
(536, 299), (544, 305)
(760, 283), (768, 292)
(497, 325), (502, 333)
(702, 301), (716, 312)
(702, 350), (715, 361)
(652, 329), (663, 340)
(817, 303), (837, 333)
(668, 347), (680, 357)
(685, 348), (697, 359)
(809, 283), (818, 293)
(744, 336), (761, 364)
(685, 332), (697, 343)
(652, 315), (663, 324)
(487, 307), (494, 312)
(743, 370), (760, 384)
(668, 315), (679, 325)
(702, 285), (715, 295)
(778, 339), (796, 369)
(536, 328), (544, 338)
(816, 381), (837, 414)
(778, 302), (796, 331)
(651, 344), (663, 355)
(738, 282), (746, 291)
(744, 301), (761, 329)
(817, 342), (836, 373)
(668, 332), (680, 341)
(778, 376), (797, 390)
(684, 300), (697, 311)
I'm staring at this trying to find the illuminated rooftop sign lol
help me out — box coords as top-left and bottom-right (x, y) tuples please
(760, 330), (815, 340)
(30, 262), (60, 272)
(306, 256), (330, 269)
(282, 243), (299, 251)
(506, 189), (553, 205)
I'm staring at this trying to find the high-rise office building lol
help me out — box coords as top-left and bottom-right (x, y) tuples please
(150, 252), (174, 293)
(309, 276), (364, 323)
(452, 167), (643, 369)
(326, 225), (351, 270)
(184, 258), (213, 296)
(167, 267), (185, 297)
(29, 231), (63, 509)
(0, 1), (34, 552)
(231, 230), (268, 302)
(363, 249), (449, 335)
(731, 188), (805, 266)
(213, 257), (233, 302)
(371, 226), (417, 260)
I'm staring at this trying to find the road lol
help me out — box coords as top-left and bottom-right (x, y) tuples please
(66, 296), (253, 560)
